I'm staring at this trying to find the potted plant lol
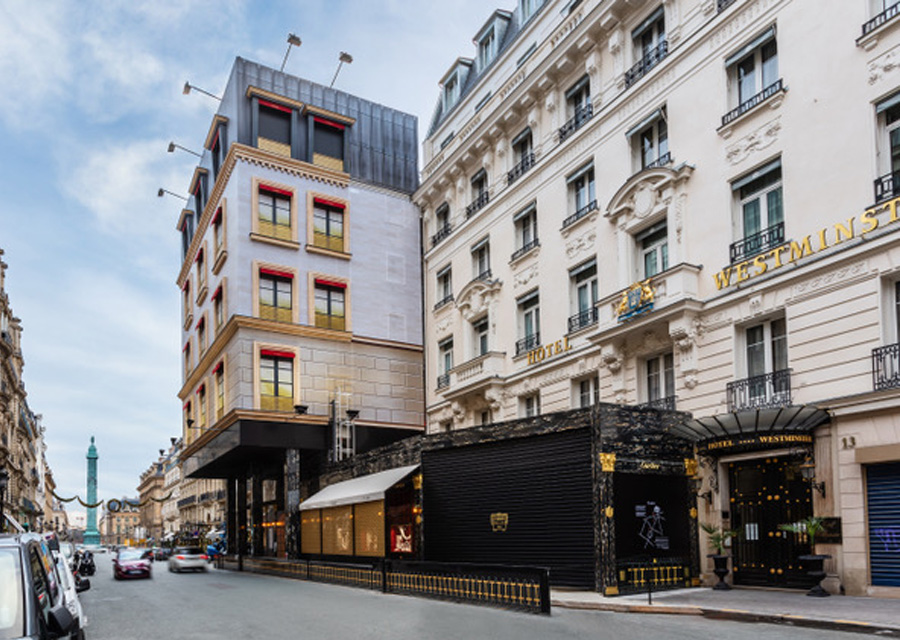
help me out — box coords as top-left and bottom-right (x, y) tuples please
(779, 516), (831, 597)
(700, 523), (739, 590)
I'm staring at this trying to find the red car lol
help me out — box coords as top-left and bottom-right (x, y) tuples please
(113, 548), (152, 580)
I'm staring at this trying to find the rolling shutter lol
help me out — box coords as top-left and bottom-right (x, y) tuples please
(867, 462), (900, 586)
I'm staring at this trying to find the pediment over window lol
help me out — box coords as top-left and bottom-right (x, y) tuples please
(606, 163), (693, 230)
(456, 277), (502, 322)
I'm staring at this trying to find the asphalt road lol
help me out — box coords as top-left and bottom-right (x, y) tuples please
(78, 553), (871, 639)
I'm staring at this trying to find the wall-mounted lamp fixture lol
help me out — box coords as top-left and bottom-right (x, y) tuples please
(167, 142), (202, 158)
(346, 409), (360, 420)
(294, 404), (308, 415)
(799, 458), (826, 498)
(690, 477), (714, 505)
(330, 52), (353, 88)
(280, 33), (302, 72)
(182, 81), (221, 101)
(159, 449), (165, 457)
(158, 188), (188, 200)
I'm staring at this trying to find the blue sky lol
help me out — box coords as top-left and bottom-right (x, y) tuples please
(0, 0), (488, 505)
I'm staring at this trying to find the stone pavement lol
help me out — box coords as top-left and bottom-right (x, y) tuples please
(552, 586), (900, 635)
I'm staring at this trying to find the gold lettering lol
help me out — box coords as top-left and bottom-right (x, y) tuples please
(554, 340), (563, 355)
(860, 208), (879, 234)
(527, 350), (536, 365)
(834, 218), (855, 244)
(817, 227), (829, 252)
(735, 261), (750, 283)
(752, 253), (768, 276)
(789, 236), (814, 263)
(713, 267), (733, 290)
(769, 245), (787, 268)
(564, 336), (571, 351)
(886, 197), (900, 223)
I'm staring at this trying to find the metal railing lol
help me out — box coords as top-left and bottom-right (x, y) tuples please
(437, 373), (450, 390)
(873, 343), (900, 391)
(722, 79), (783, 126)
(510, 239), (540, 262)
(641, 395), (677, 411)
(567, 308), (598, 333)
(625, 40), (669, 88)
(616, 557), (693, 595)
(726, 369), (792, 411)
(177, 496), (196, 508)
(466, 192), (490, 218)
(515, 333), (541, 356)
(431, 224), (453, 247)
(433, 294), (454, 310)
(561, 200), (598, 229)
(558, 103), (593, 142)
(874, 170), (900, 204)
(863, 2), (900, 36)
(507, 153), (536, 185)
(472, 269), (492, 283)
(643, 151), (672, 171)
(729, 221), (785, 263)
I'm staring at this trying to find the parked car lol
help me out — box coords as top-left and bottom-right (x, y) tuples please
(43, 533), (89, 639)
(0, 532), (80, 639)
(153, 547), (171, 561)
(167, 547), (208, 573)
(112, 548), (152, 580)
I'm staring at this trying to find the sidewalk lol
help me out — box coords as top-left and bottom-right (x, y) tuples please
(552, 587), (900, 635)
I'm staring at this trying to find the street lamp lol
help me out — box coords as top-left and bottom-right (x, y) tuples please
(182, 81), (221, 101)
(280, 33), (302, 72)
(330, 52), (353, 88)
(158, 188), (188, 201)
(799, 457), (826, 498)
(0, 468), (8, 533)
(167, 142), (202, 158)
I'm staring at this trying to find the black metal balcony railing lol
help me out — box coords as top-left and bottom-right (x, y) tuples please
(643, 151), (672, 171)
(433, 294), (455, 310)
(863, 2), (900, 36)
(625, 40), (669, 88)
(873, 343), (900, 391)
(721, 79), (783, 126)
(561, 200), (598, 229)
(874, 170), (900, 204)
(507, 153), (536, 185)
(511, 238), (540, 262)
(431, 224), (453, 247)
(515, 333), (541, 357)
(466, 192), (490, 218)
(216, 490), (226, 500)
(200, 492), (212, 503)
(717, 0), (738, 12)
(567, 307), (598, 333)
(641, 395), (677, 411)
(726, 369), (792, 412)
(437, 373), (450, 390)
(558, 103), (593, 143)
(177, 496), (196, 509)
(473, 269), (492, 283)
(729, 221), (785, 263)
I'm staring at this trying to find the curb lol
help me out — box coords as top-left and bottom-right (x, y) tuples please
(552, 599), (900, 636)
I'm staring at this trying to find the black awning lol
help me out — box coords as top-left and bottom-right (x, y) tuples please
(669, 405), (830, 452)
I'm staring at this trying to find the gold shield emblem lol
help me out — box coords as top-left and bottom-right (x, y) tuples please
(490, 512), (509, 532)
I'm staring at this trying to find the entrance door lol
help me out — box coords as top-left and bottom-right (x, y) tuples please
(728, 455), (812, 587)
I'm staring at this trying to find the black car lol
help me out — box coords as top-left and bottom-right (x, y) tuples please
(0, 532), (80, 639)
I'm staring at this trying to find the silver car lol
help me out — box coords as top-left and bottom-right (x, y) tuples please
(167, 546), (208, 573)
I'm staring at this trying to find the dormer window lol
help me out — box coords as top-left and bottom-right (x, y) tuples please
(258, 100), (292, 157)
(312, 117), (346, 172)
(443, 73), (460, 111)
(520, 0), (543, 21)
(478, 28), (496, 70)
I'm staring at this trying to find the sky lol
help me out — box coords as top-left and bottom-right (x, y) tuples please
(0, 0), (490, 506)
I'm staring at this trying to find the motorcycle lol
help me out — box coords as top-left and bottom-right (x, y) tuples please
(77, 550), (96, 576)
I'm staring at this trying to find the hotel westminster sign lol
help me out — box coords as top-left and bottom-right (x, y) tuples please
(713, 195), (900, 290)
(697, 432), (812, 454)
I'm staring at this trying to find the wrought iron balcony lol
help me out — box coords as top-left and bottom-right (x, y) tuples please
(568, 308), (598, 333)
(641, 395), (677, 411)
(515, 333), (541, 357)
(177, 495), (197, 508)
(863, 2), (900, 36)
(558, 103), (593, 143)
(433, 294), (454, 310)
(199, 492), (213, 503)
(510, 238), (540, 262)
(472, 269), (492, 283)
(507, 153), (536, 185)
(437, 373), (450, 390)
(722, 79), (783, 126)
(717, 0), (738, 12)
(625, 40), (669, 88)
(873, 343), (900, 391)
(729, 221), (785, 263)
(874, 170), (900, 204)
(431, 224), (453, 247)
(466, 192), (490, 218)
(643, 151), (672, 171)
(561, 200), (598, 229)
(726, 369), (792, 412)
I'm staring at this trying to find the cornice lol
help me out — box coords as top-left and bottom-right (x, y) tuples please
(246, 85), (305, 111)
(203, 115), (229, 151)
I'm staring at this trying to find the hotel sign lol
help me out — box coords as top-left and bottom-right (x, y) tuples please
(714, 195), (900, 290)
(698, 432), (812, 454)
(526, 336), (572, 365)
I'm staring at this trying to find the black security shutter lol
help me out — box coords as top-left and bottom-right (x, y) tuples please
(867, 461), (900, 587)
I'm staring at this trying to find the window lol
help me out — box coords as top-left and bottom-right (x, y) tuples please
(560, 76), (591, 141)
(478, 27), (496, 69)
(436, 266), (453, 308)
(259, 268), (293, 323)
(182, 280), (192, 328)
(256, 184), (293, 242)
(626, 7), (667, 87)
(473, 317), (489, 356)
(259, 350), (294, 412)
(576, 376), (600, 408)
(569, 260), (598, 332)
(522, 393), (541, 418)
(875, 95), (900, 202)
(563, 163), (596, 227)
(863, 0), (900, 35)
(195, 248), (207, 296)
(183, 342), (192, 376)
(443, 73), (460, 111)
(312, 117), (345, 171)
(512, 204), (539, 260)
(214, 362), (225, 421)
(192, 173), (208, 217)
(212, 206), (225, 259)
(183, 401), (192, 431)
(258, 100), (292, 157)
(180, 213), (195, 260)
(638, 222), (668, 278)
(210, 123), (226, 180)
(314, 279), (346, 331)
(471, 238), (490, 280)
(508, 127), (535, 184)
(212, 285), (224, 332)
(312, 197), (346, 252)
(197, 385), (207, 429)
(645, 353), (675, 407)
(520, 0), (543, 21)
(516, 290), (540, 356)
(736, 317), (790, 408)
(723, 27), (780, 125)
(432, 202), (452, 246)
(197, 316), (207, 353)
(438, 338), (453, 389)
(731, 159), (783, 262)
(467, 169), (489, 216)
(627, 109), (669, 171)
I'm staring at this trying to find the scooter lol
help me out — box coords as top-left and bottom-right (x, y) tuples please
(78, 550), (96, 576)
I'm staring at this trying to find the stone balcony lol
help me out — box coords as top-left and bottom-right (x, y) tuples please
(440, 351), (507, 399)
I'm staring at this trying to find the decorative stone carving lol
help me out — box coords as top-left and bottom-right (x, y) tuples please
(451, 400), (466, 423)
(435, 316), (452, 336)
(455, 277), (502, 322)
(726, 117), (781, 165)
(869, 46), (900, 85)
(565, 229), (597, 259)
(790, 261), (868, 301)
(670, 314), (699, 390)
(484, 388), (502, 412)
(513, 264), (539, 290)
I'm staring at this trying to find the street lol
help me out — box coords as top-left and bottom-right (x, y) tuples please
(79, 553), (872, 639)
